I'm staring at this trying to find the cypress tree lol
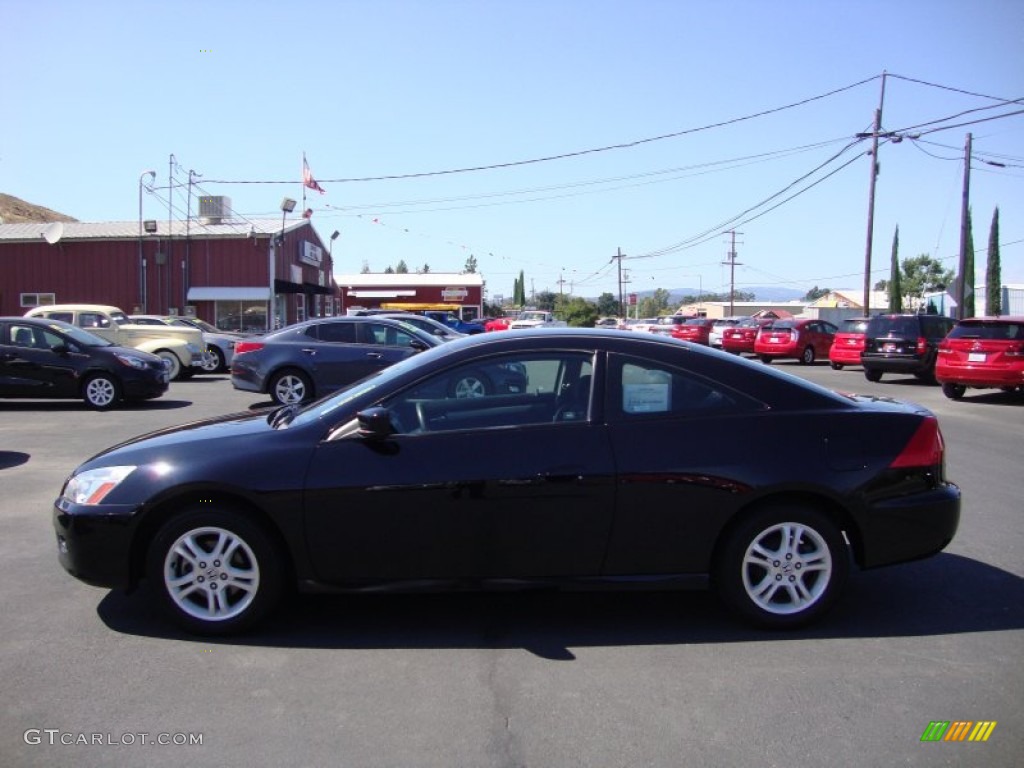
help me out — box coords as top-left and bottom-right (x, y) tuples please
(962, 208), (975, 318)
(986, 207), (1002, 316)
(889, 226), (902, 313)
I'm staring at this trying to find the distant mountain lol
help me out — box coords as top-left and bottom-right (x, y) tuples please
(0, 193), (77, 224)
(629, 286), (807, 303)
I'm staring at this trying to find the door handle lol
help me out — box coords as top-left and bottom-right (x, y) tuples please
(301, 348), (317, 356)
(366, 352), (383, 359)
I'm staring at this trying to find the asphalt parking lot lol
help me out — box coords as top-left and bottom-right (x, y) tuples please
(2, 362), (1021, 767)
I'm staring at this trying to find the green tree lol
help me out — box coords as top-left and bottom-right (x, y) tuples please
(535, 290), (558, 311)
(596, 292), (619, 317)
(418, 263), (431, 274)
(803, 286), (830, 302)
(395, 260), (409, 274)
(889, 226), (902, 313)
(513, 270), (526, 306)
(360, 260), (371, 274)
(901, 255), (954, 306)
(986, 207), (1002, 316)
(463, 254), (478, 274)
(556, 296), (599, 327)
(384, 265), (395, 274)
(962, 207), (975, 318)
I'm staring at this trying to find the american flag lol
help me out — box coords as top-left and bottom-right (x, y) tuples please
(302, 155), (326, 194)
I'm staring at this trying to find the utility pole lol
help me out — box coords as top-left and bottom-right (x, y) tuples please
(722, 230), (743, 316)
(860, 71), (888, 316)
(956, 133), (973, 319)
(614, 247), (625, 318)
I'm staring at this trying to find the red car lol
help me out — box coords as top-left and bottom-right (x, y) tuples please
(828, 317), (870, 370)
(485, 316), (514, 332)
(671, 317), (716, 345)
(935, 315), (1024, 399)
(754, 318), (837, 365)
(721, 318), (771, 355)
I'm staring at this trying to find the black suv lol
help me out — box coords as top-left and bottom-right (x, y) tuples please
(861, 314), (956, 382)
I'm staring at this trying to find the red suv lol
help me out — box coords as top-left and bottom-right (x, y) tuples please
(828, 317), (870, 370)
(754, 318), (837, 364)
(935, 316), (1024, 399)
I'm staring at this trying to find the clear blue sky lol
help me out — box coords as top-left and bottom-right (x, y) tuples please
(3, 0), (1022, 301)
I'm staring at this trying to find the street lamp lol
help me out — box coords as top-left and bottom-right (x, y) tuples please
(270, 197), (297, 330)
(138, 170), (156, 312)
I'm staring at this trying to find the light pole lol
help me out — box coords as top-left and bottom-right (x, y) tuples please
(138, 171), (156, 312)
(327, 231), (340, 318)
(270, 197), (297, 330)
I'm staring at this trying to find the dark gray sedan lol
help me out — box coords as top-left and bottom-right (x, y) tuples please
(231, 317), (440, 405)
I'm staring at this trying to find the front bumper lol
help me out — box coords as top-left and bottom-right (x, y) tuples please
(53, 499), (141, 590)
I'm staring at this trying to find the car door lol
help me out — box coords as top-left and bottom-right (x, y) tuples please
(302, 351), (616, 583)
(0, 323), (81, 398)
(602, 352), (766, 575)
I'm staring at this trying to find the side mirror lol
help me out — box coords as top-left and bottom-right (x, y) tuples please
(357, 406), (396, 440)
(408, 339), (429, 352)
(51, 343), (70, 356)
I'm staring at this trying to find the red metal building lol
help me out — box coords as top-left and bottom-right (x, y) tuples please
(0, 217), (337, 331)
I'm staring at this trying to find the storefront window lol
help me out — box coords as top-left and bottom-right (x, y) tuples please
(216, 301), (269, 332)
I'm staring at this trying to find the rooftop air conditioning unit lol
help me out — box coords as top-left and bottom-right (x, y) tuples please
(198, 196), (232, 224)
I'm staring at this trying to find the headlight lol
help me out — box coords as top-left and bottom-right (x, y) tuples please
(62, 466), (137, 505)
(113, 353), (148, 370)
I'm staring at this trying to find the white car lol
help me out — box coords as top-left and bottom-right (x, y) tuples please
(623, 318), (663, 334)
(508, 310), (567, 329)
(130, 315), (242, 373)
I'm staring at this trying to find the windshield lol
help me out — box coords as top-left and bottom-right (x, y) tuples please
(109, 311), (131, 326)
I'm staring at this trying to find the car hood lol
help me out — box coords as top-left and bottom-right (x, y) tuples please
(76, 409), (285, 469)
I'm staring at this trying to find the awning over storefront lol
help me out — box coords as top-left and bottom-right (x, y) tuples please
(273, 279), (332, 295)
(187, 286), (270, 301)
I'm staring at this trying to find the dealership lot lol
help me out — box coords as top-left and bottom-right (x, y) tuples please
(2, 363), (1021, 767)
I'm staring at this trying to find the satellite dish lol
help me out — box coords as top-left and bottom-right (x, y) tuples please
(41, 222), (64, 245)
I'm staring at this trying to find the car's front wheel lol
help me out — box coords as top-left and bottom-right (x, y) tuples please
(270, 369), (313, 405)
(201, 346), (225, 373)
(82, 373), (121, 409)
(714, 505), (848, 629)
(148, 507), (284, 635)
(942, 382), (966, 400)
(830, 362), (843, 370)
(155, 350), (181, 381)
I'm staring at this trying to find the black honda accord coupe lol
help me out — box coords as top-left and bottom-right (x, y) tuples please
(53, 329), (960, 635)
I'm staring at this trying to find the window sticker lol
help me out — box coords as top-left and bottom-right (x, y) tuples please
(623, 383), (670, 413)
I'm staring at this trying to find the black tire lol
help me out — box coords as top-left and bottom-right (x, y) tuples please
(830, 362), (843, 370)
(864, 368), (883, 382)
(714, 504), (849, 629)
(81, 373), (121, 410)
(448, 369), (491, 398)
(147, 507), (284, 635)
(942, 382), (966, 400)
(270, 369), (313, 405)
(759, 355), (773, 364)
(799, 346), (815, 365)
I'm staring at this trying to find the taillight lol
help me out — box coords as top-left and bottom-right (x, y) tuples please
(1005, 344), (1024, 358)
(916, 337), (928, 355)
(936, 343), (952, 356)
(890, 417), (944, 468)
(233, 341), (264, 356)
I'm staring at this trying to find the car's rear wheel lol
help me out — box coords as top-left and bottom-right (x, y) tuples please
(864, 369), (883, 382)
(759, 355), (773, 364)
(800, 346), (816, 365)
(448, 370), (491, 398)
(201, 346), (225, 373)
(270, 369), (312, 405)
(148, 507), (284, 635)
(942, 382), (966, 400)
(714, 504), (848, 629)
(156, 350), (181, 381)
(82, 373), (121, 409)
